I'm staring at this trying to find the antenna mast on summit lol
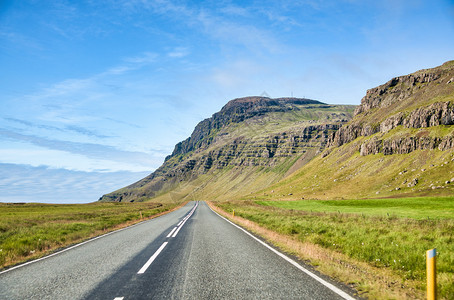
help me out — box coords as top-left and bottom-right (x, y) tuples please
(260, 91), (270, 98)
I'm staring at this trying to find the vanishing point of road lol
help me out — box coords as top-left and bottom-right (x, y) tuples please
(0, 201), (359, 299)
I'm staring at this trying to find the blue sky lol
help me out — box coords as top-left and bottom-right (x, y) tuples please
(1, 0), (453, 203)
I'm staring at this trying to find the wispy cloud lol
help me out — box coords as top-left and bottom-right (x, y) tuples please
(3, 117), (110, 139)
(208, 60), (265, 89)
(0, 163), (150, 203)
(105, 117), (142, 129)
(103, 52), (159, 75)
(31, 51), (159, 101)
(4, 117), (64, 132)
(64, 125), (111, 139)
(119, 0), (283, 54)
(167, 47), (190, 58)
(128, 0), (193, 18)
(124, 51), (158, 64)
(195, 9), (283, 54)
(260, 10), (301, 29)
(29, 78), (93, 102)
(0, 30), (44, 52)
(5, 51), (163, 130)
(219, 5), (250, 17)
(0, 128), (156, 168)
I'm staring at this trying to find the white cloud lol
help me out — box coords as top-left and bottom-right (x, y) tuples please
(0, 129), (162, 171)
(167, 47), (190, 58)
(219, 5), (250, 17)
(208, 59), (265, 89)
(124, 51), (158, 64)
(0, 145), (154, 173)
(196, 10), (283, 54)
(0, 30), (44, 52)
(26, 51), (159, 105)
(0, 163), (150, 203)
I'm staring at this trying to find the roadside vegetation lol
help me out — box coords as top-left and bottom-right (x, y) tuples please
(0, 201), (181, 270)
(212, 197), (454, 299)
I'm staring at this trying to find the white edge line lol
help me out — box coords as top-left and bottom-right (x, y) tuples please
(208, 205), (356, 300)
(0, 201), (199, 276)
(166, 227), (178, 238)
(137, 242), (168, 274)
(0, 215), (160, 276)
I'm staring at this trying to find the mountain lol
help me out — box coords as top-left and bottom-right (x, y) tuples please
(99, 97), (355, 202)
(101, 61), (454, 203)
(254, 61), (454, 200)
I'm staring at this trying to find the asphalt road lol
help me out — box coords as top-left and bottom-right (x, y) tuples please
(0, 201), (358, 299)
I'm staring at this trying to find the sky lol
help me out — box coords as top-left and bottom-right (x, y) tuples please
(0, 0), (453, 203)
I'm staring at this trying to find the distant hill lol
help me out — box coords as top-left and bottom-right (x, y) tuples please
(254, 61), (454, 200)
(99, 97), (355, 202)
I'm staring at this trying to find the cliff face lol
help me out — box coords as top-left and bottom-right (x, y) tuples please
(354, 71), (448, 115)
(170, 97), (325, 157)
(100, 97), (354, 202)
(256, 61), (454, 201)
(329, 61), (454, 156)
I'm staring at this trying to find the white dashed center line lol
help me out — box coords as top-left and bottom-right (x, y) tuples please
(166, 227), (178, 238)
(137, 242), (168, 274)
(171, 202), (198, 238)
(137, 202), (199, 275)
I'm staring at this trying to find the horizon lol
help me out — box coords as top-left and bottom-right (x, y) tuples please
(1, 0), (453, 203)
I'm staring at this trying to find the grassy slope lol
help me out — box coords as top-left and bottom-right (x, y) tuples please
(0, 201), (181, 270)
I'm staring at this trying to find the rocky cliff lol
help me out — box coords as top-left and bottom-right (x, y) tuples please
(170, 97), (325, 157)
(262, 61), (454, 201)
(100, 97), (355, 202)
(328, 61), (454, 156)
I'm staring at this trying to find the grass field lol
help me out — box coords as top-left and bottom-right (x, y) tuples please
(0, 201), (180, 269)
(257, 196), (454, 219)
(215, 197), (454, 299)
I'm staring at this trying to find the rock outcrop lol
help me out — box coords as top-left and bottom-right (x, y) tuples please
(170, 97), (325, 157)
(354, 71), (443, 115)
(359, 135), (454, 156)
(329, 61), (454, 156)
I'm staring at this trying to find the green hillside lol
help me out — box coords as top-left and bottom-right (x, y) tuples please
(249, 61), (454, 201)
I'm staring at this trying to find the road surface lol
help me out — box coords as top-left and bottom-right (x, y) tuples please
(0, 201), (358, 299)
